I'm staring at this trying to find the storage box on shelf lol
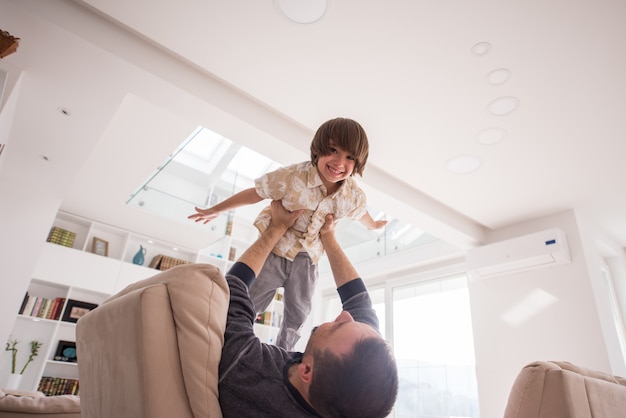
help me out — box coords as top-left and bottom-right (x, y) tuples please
(1, 280), (108, 393)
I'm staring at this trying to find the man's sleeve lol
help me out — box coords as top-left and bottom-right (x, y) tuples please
(337, 278), (380, 333)
(227, 261), (256, 289)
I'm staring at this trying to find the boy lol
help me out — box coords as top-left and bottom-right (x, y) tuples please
(188, 117), (386, 350)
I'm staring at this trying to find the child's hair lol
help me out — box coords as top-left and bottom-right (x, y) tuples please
(310, 117), (369, 176)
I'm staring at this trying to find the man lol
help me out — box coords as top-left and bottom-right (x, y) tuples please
(218, 200), (398, 417)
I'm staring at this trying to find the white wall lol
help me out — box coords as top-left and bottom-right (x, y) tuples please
(0, 177), (60, 347)
(468, 209), (625, 418)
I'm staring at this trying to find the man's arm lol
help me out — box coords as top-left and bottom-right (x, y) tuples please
(319, 213), (360, 288)
(237, 200), (302, 275)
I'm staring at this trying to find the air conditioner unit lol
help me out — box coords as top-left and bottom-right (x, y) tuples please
(466, 228), (571, 279)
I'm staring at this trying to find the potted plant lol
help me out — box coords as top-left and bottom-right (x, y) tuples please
(4, 338), (43, 389)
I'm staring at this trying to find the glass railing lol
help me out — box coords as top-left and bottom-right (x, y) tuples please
(127, 126), (440, 263)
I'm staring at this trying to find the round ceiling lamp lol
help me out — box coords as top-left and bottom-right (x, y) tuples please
(476, 127), (507, 145)
(275, 0), (328, 24)
(486, 68), (512, 85)
(446, 155), (482, 174)
(488, 96), (520, 116)
(471, 42), (491, 56)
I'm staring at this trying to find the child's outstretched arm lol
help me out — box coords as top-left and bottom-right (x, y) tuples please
(358, 212), (388, 230)
(188, 187), (263, 224)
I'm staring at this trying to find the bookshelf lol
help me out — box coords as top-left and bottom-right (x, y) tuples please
(45, 210), (259, 283)
(1, 280), (108, 393)
(1, 210), (276, 392)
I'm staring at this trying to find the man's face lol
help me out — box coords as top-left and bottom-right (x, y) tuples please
(305, 310), (380, 356)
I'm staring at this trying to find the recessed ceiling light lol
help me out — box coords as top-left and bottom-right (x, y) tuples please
(446, 155), (482, 174)
(476, 127), (507, 145)
(471, 42), (491, 56)
(486, 68), (512, 85)
(488, 96), (519, 115)
(275, 0), (328, 24)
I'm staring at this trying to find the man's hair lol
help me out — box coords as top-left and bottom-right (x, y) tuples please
(309, 338), (399, 418)
(310, 117), (369, 176)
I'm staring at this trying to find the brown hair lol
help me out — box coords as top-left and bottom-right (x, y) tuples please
(309, 338), (399, 418)
(310, 117), (370, 176)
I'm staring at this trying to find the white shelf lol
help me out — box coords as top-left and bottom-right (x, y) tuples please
(2, 210), (260, 391)
(1, 280), (108, 392)
(253, 296), (284, 345)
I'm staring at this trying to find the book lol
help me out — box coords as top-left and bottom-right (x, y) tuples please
(148, 254), (163, 269)
(149, 254), (191, 271)
(46, 227), (76, 248)
(50, 297), (65, 320)
(38, 298), (51, 318)
(22, 296), (36, 317)
(30, 297), (43, 317)
(37, 377), (80, 396)
(18, 292), (29, 314)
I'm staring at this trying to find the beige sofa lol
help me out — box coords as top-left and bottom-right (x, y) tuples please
(0, 389), (80, 418)
(504, 360), (626, 418)
(76, 263), (229, 418)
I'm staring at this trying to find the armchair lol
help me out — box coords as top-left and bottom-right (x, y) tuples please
(504, 360), (626, 418)
(76, 263), (229, 418)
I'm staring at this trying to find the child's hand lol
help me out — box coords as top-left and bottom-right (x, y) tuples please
(359, 213), (388, 230)
(188, 207), (220, 224)
(370, 219), (388, 230)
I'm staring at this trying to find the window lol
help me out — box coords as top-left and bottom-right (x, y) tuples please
(601, 265), (626, 364)
(322, 272), (480, 418)
(392, 275), (479, 418)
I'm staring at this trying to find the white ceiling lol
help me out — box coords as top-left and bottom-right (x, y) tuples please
(2, 0), (626, 254)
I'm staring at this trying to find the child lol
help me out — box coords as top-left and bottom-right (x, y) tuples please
(188, 117), (387, 350)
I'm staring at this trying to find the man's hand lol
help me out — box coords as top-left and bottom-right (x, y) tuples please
(319, 213), (338, 240)
(237, 200), (301, 276)
(268, 200), (302, 232)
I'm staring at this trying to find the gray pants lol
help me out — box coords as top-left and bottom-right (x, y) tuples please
(248, 252), (318, 350)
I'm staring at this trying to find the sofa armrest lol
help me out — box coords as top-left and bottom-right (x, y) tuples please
(504, 361), (626, 418)
(77, 263), (229, 418)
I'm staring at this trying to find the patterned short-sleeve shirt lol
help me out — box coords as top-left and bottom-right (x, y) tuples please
(254, 161), (368, 264)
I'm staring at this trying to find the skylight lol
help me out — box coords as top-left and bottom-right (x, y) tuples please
(127, 126), (438, 259)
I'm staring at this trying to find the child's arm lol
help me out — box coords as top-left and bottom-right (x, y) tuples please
(358, 212), (388, 230)
(188, 187), (263, 224)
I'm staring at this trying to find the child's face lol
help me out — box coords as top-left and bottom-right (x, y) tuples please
(316, 141), (355, 187)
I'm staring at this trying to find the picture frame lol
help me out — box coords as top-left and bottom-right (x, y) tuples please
(54, 340), (77, 363)
(61, 299), (98, 323)
(92, 237), (108, 257)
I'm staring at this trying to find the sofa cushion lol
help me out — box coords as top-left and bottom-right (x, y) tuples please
(0, 389), (80, 417)
(77, 263), (229, 418)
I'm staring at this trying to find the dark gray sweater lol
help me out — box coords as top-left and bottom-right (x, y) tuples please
(218, 262), (379, 417)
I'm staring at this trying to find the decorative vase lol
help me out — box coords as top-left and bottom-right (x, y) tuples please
(132, 245), (147, 266)
(6, 373), (22, 390)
